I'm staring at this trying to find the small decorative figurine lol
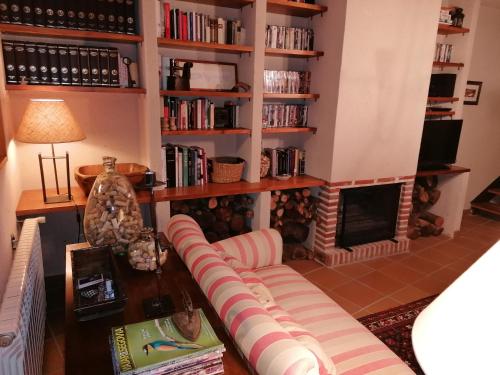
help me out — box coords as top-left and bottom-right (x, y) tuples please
(167, 59), (192, 91)
(451, 8), (464, 28)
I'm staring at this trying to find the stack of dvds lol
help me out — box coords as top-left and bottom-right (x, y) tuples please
(264, 70), (311, 94)
(263, 147), (306, 177)
(262, 104), (308, 128)
(157, 1), (246, 45)
(110, 309), (225, 375)
(2, 40), (125, 87)
(160, 144), (208, 188)
(265, 25), (314, 51)
(435, 43), (453, 63)
(0, 0), (136, 34)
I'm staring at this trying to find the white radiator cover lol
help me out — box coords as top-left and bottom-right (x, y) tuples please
(0, 217), (46, 375)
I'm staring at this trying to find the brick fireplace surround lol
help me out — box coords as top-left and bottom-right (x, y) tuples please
(314, 176), (415, 267)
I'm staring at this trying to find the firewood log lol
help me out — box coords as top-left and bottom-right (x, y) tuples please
(213, 221), (229, 236)
(280, 194), (289, 203)
(245, 209), (254, 219)
(215, 207), (232, 222)
(419, 211), (444, 227)
(433, 226), (444, 236)
(417, 219), (435, 236)
(270, 200), (277, 211)
(428, 189), (441, 205)
(407, 226), (421, 240)
(208, 197), (218, 209)
(230, 213), (245, 232)
(302, 188), (311, 198)
(417, 186), (429, 203)
(276, 208), (284, 218)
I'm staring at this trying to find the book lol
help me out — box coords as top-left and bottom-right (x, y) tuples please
(89, 47), (100, 86)
(79, 47), (91, 85)
(69, 46), (81, 85)
(25, 42), (39, 84)
(110, 309), (224, 375)
(21, 0), (34, 25)
(14, 42), (28, 83)
(106, 0), (116, 32)
(33, 0), (44, 26)
(55, 0), (66, 28)
(3, 41), (17, 84)
(124, 0), (135, 34)
(109, 48), (119, 86)
(45, 0), (56, 27)
(76, 0), (88, 29)
(9, 1), (22, 24)
(0, 1), (9, 23)
(58, 45), (70, 85)
(116, 0), (126, 33)
(99, 48), (110, 86)
(96, 0), (106, 31)
(37, 43), (50, 84)
(66, 0), (78, 28)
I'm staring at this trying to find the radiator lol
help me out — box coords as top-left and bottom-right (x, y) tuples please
(0, 217), (46, 375)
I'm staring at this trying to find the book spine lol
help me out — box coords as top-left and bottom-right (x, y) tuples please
(47, 44), (60, 84)
(14, 42), (28, 83)
(9, 1), (21, 23)
(45, 0), (56, 27)
(106, 0), (116, 32)
(3, 41), (18, 84)
(116, 0), (125, 33)
(158, 1), (165, 38)
(58, 45), (70, 85)
(0, 1), (9, 23)
(66, 0), (77, 28)
(99, 48), (110, 86)
(176, 146), (181, 187)
(182, 147), (188, 187)
(163, 2), (170, 38)
(96, 0), (106, 31)
(124, 0), (135, 34)
(32, 0), (44, 26)
(76, 0), (87, 29)
(25, 42), (39, 84)
(55, 0), (66, 28)
(89, 48), (100, 86)
(108, 48), (119, 86)
(21, 0), (34, 25)
(166, 145), (176, 188)
(37, 43), (50, 84)
(79, 47), (91, 85)
(69, 46), (81, 85)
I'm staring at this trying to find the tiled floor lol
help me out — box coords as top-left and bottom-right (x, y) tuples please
(42, 211), (499, 374)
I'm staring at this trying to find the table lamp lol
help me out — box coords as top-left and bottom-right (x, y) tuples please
(16, 99), (86, 204)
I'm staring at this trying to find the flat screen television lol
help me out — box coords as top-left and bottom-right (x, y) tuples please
(417, 119), (463, 170)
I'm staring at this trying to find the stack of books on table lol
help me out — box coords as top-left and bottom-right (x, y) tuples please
(110, 309), (225, 375)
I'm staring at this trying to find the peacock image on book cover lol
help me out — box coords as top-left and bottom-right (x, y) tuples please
(110, 309), (224, 375)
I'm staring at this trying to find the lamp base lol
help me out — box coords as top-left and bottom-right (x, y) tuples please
(44, 194), (72, 204)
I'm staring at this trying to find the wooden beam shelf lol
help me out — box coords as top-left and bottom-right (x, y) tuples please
(176, 0), (254, 9)
(433, 61), (464, 69)
(0, 23), (143, 43)
(158, 38), (254, 54)
(262, 127), (317, 134)
(6, 85), (146, 94)
(265, 48), (324, 58)
(437, 24), (470, 35)
(263, 93), (319, 100)
(427, 97), (459, 103)
(416, 165), (470, 177)
(160, 90), (252, 99)
(266, 0), (328, 17)
(162, 128), (251, 136)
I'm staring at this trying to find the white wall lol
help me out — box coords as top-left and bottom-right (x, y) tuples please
(458, 2), (500, 204)
(329, 0), (441, 182)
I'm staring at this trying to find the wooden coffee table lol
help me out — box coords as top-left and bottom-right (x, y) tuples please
(65, 241), (250, 374)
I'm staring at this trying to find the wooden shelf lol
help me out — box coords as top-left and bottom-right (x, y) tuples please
(158, 38), (254, 54)
(162, 128), (251, 136)
(428, 97), (459, 103)
(266, 0), (328, 17)
(0, 23), (143, 43)
(176, 0), (254, 9)
(262, 127), (316, 134)
(154, 175), (325, 202)
(433, 61), (464, 69)
(425, 110), (455, 117)
(416, 165), (470, 177)
(438, 24), (470, 35)
(263, 93), (319, 100)
(6, 85), (146, 94)
(265, 48), (324, 58)
(160, 90), (252, 99)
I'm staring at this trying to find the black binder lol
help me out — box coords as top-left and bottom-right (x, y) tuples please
(0, 1), (9, 23)
(58, 45), (70, 85)
(10, 1), (22, 23)
(165, 144), (176, 188)
(69, 46), (80, 85)
(106, 0), (116, 32)
(32, 0), (44, 26)
(76, 0), (87, 30)
(108, 47), (119, 86)
(79, 47), (91, 86)
(55, 0), (65, 27)
(99, 48), (110, 86)
(47, 44), (60, 84)
(37, 43), (50, 84)
(87, 0), (97, 30)
(124, 0), (135, 35)
(116, 0), (125, 33)
(66, 0), (77, 28)
(3, 42), (18, 84)
(45, 0), (56, 27)
(96, 0), (106, 31)
(89, 48), (100, 86)
(21, 0), (34, 25)
(13, 42), (27, 83)
(25, 42), (39, 84)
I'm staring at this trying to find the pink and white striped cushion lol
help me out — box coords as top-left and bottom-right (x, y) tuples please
(255, 265), (414, 375)
(212, 229), (283, 268)
(166, 215), (321, 375)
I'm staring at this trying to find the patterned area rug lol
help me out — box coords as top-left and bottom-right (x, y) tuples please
(358, 295), (437, 374)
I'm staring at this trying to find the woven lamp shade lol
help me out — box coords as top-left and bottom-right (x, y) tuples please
(16, 99), (85, 144)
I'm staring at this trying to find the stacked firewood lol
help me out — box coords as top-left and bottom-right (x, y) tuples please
(171, 195), (254, 243)
(407, 176), (444, 239)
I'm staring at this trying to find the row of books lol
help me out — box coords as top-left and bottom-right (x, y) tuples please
(434, 43), (453, 63)
(264, 70), (311, 94)
(263, 104), (308, 128)
(160, 144), (208, 188)
(0, 0), (137, 34)
(156, 2), (246, 45)
(110, 309), (225, 375)
(2, 41), (127, 86)
(264, 147), (306, 177)
(163, 98), (240, 131)
(265, 25), (314, 51)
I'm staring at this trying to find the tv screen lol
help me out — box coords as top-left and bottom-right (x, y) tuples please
(418, 119), (463, 169)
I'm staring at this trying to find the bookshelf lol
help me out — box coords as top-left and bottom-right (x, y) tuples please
(262, 127), (317, 134)
(175, 0), (255, 8)
(162, 129), (251, 136)
(265, 48), (324, 58)
(160, 90), (252, 99)
(433, 61), (464, 69)
(427, 97), (459, 103)
(425, 110), (455, 117)
(157, 38), (254, 54)
(266, 0), (328, 17)
(437, 24), (470, 35)
(263, 93), (319, 100)
(6, 85), (146, 94)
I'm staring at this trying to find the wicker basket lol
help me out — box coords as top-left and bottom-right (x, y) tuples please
(210, 157), (245, 183)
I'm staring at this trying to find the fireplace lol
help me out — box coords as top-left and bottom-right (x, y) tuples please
(336, 184), (402, 248)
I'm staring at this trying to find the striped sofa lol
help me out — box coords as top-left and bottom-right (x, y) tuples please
(166, 215), (414, 375)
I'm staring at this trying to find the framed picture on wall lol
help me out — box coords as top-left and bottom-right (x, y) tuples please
(464, 81), (483, 105)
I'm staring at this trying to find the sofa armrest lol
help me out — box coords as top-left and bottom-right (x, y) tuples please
(212, 229), (283, 269)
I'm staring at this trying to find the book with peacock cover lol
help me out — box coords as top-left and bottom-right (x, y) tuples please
(110, 309), (224, 375)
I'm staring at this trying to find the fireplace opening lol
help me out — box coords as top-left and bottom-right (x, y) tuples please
(336, 184), (402, 248)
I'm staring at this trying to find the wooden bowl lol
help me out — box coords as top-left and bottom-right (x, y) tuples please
(75, 163), (148, 196)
